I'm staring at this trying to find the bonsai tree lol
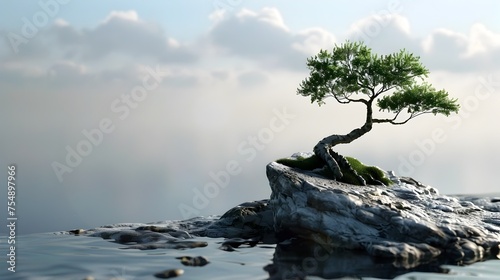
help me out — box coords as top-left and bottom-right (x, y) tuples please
(297, 41), (459, 185)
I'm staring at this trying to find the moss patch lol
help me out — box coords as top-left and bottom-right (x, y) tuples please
(345, 157), (392, 186)
(276, 155), (324, 170)
(276, 154), (392, 186)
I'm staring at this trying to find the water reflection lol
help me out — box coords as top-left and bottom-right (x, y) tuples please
(264, 238), (499, 279)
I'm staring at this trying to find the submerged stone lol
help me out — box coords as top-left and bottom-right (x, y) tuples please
(176, 256), (210, 266)
(154, 269), (184, 279)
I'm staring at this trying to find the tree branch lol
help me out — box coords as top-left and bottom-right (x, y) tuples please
(333, 95), (350, 104)
(373, 110), (437, 125)
(375, 84), (396, 97)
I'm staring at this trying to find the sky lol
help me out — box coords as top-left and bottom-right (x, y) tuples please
(1, 0), (500, 234)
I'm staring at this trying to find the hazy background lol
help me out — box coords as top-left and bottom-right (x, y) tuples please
(1, 0), (499, 234)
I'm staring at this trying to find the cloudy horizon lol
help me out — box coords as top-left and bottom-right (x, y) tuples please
(1, 0), (499, 234)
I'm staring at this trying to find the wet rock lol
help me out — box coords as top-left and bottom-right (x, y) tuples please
(168, 240), (208, 250)
(154, 269), (184, 278)
(176, 256), (210, 266)
(135, 226), (191, 239)
(204, 199), (274, 239)
(69, 229), (86, 235)
(265, 238), (448, 279)
(221, 238), (259, 248)
(110, 230), (142, 244)
(169, 230), (192, 239)
(122, 240), (208, 250)
(266, 160), (500, 263)
(137, 232), (175, 243)
(218, 244), (237, 252)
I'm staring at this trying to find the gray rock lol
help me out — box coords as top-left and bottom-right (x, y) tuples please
(204, 199), (274, 239)
(266, 161), (500, 263)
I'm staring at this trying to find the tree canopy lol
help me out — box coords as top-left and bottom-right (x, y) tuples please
(297, 41), (459, 125)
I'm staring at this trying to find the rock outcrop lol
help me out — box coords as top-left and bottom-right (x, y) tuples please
(266, 160), (500, 264)
(70, 155), (500, 276)
(203, 199), (274, 240)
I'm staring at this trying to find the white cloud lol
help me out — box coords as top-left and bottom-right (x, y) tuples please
(348, 13), (411, 37)
(103, 10), (140, 23)
(420, 29), (469, 71)
(248, 7), (289, 32)
(4, 10), (198, 65)
(343, 14), (500, 72)
(48, 61), (87, 78)
(82, 10), (195, 62)
(464, 23), (500, 57)
(292, 28), (336, 54)
(421, 28), (467, 54)
(207, 7), (336, 70)
(420, 24), (500, 71)
(346, 14), (416, 54)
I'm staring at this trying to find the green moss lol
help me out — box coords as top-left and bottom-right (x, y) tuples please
(276, 155), (392, 186)
(276, 155), (324, 170)
(345, 157), (393, 186)
(339, 170), (365, 185)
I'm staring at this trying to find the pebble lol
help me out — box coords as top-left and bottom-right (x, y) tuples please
(218, 244), (237, 251)
(176, 256), (210, 266)
(221, 238), (259, 248)
(69, 229), (86, 235)
(154, 268), (184, 279)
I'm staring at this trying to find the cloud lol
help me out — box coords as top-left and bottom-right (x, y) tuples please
(0, 10), (203, 87)
(344, 14), (500, 73)
(2, 10), (198, 66)
(54, 10), (197, 63)
(48, 60), (87, 78)
(464, 23), (500, 57)
(420, 29), (469, 71)
(207, 7), (336, 70)
(292, 28), (337, 54)
(420, 24), (500, 72)
(346, 14), (417, 54)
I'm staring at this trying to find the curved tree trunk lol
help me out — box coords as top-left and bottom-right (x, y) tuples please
(314, 103), (374, 185)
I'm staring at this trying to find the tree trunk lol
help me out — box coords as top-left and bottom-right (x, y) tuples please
(314, 103), (374, 185)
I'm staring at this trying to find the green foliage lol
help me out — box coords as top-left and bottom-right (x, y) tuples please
(297, 41), (459, 123)
(277, 155), (392, 186)
(377, 83), (460, 117)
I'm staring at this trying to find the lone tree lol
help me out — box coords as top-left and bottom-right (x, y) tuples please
(298, 41), (459, 185)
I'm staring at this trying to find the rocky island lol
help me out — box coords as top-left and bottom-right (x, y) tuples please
(70, 42), (499, 278)
(69, 152), (500, 279)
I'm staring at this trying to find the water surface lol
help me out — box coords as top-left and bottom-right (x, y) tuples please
(1, 223), (499, 279)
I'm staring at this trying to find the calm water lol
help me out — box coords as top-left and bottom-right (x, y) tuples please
(1, 229), (499, 280)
